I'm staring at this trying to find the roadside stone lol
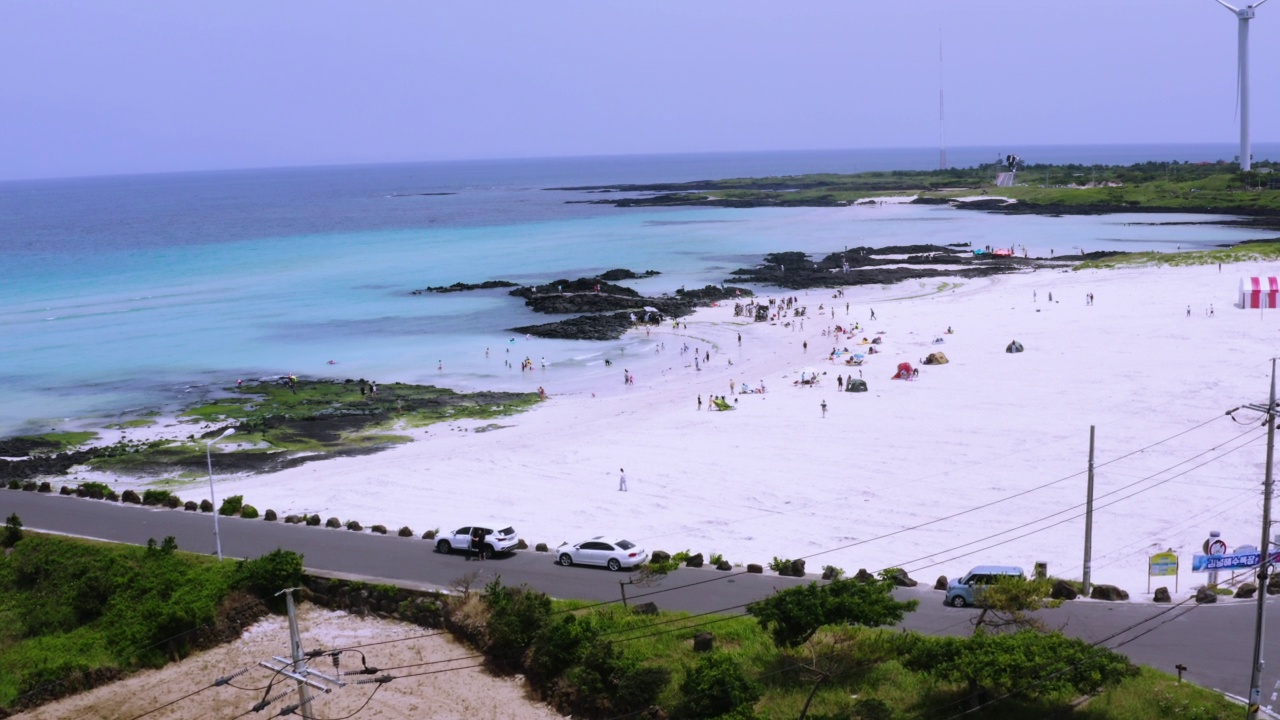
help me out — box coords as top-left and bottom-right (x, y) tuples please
(853, 568), (876, 583)
(693, 632), (714, 652)
(264, 509), (277, 521)
(716, 560), (732, 571)
(1195, 586), (1218, 604)
(121, 489), (141, 505)
(650, 550), (671, 564)
(1268, 574), (1280, 595)
(885, 568), (917, 587)
(306, 514), (321, 526)
(535, 543), (548, 552)
(1153, 586), (1172, 603)
(516, 538), (528, 550)
(184, 501), (198, 511)
(398, 526), (414, 537)
(1236, 583), (1258, 599)
(346, 520), (362, 532)
(60, 485), (73, 495)
(747, 563), (763, 574)
(1050, 580), (1079, 600)
(934, 575), (948, 591)
(1089, 584), (1129, 601)
(685, 553), (704, 568)
(37, 482), (51, 493)
(325, 517), (342, 528)
(285, 514), (302, 524)
(371, 525), (387, 535)
(632, 602), (658, 615)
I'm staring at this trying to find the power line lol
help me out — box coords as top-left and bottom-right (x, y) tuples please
(898, 428), (1266, 575)
(552, 413), (1238, 620)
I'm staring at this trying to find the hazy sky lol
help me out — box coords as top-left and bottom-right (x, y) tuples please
(2, 1), (1275, 180)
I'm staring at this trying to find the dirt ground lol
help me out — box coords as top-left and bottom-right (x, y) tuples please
(13, 604), (564, 720)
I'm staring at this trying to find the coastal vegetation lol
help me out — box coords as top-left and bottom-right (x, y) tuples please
(1074, 239), (1280, 270)
(0, 379), (541, 481)
(0, 531), (301, 713)
(452, 575), (1237, 719)
(568, 160), (1280, 225)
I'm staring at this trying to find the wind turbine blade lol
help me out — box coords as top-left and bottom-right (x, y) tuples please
(1217, 0), (1240, 11)
(1253, 0), (1269, 9)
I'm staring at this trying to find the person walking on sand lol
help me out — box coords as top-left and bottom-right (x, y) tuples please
(618, 468), (628, 492)
(870, 308), (876, 320)
(698, 394), (702, 410)
(737, 332), (742, 346)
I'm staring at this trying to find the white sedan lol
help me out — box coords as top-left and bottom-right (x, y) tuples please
(556, 536), (649, 571)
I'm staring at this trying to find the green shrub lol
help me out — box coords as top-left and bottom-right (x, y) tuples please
(678, 652), (760, 719)
(3, 512), (23, 548)
(614, 663), (671, 714)
(240, 504), (259, 519)
(218, 495), (243, 516)
(78, 481), (110, 498)
(710, 553), (725, 566)
(141, 490), (173, 506)
(526, 614), (599, 687)
(483, 578), (552, 671)
(235, 549), (304, 613)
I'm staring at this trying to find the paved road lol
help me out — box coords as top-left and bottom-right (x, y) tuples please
(5, 490), (1280, 709)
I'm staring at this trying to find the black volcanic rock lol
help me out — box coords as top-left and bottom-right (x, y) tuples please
(412, 280), (518, 294)
(511, 313), (636, 341)
(598, 268), (660, 281)
(510, 278), (640, 299)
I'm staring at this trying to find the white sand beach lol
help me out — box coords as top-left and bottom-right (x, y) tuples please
(120, 262), (1280, 600)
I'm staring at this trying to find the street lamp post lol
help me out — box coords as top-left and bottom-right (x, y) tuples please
(205, 428), (235, 560)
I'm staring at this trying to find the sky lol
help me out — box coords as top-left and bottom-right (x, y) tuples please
(1, 0), (1276, 181)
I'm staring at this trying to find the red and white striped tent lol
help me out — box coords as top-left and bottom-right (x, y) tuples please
(1240, 277), (1280, 309)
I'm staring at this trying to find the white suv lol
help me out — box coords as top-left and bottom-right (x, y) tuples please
(436, 524), (521, 559)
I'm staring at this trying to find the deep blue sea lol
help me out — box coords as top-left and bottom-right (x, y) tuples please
(2, 144), (1277, 436)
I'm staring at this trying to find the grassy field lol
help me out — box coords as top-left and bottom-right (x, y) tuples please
(0, 532), (300, 712)
(1075, 241), (1280, 270)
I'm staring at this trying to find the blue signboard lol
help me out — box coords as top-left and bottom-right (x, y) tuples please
(1192, 551), (1280, 572)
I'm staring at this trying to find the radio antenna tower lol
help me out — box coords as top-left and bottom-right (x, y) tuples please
(938, 30), (947, 170)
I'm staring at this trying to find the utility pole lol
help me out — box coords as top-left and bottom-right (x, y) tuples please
(258, 588), (338, 719)
(285, 589), (314, 720)
(1246, 358), (1278, 720)
(1082, 425), (1096, 597)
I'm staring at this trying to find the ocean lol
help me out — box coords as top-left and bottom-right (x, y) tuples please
(2, 143), (1276, 436)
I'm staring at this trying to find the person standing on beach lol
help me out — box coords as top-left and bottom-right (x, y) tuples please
(697, 394), (702, 410)
(803, 341), (807, 352)
(821, 400), (827, 418)
(1187, 305), (1191, 317)
(618, 468), (628, 492)
(737, 333), (742, 346)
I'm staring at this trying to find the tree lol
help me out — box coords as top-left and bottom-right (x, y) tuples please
(747, 572), (918, 648)
(970, 577), (1061, 635)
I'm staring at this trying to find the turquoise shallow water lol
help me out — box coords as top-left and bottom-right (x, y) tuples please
(1, 147), (1274, 435)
